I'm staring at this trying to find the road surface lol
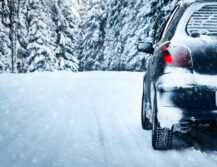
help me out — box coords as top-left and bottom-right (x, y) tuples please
(0, 72), (216, 167)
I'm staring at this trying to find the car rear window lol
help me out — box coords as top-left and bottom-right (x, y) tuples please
(187, 5), (217, 37)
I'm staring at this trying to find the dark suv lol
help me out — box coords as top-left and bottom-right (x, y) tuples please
(138, 0), (217, 150)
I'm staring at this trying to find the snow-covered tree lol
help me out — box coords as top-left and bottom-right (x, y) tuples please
(24, 0), (58, 72)
(20, 0), (79, 72)
(102, 0), (128, 71)
(52, 0), (79, 72)
(78, 0), (106, 71)
(0, 0), (11, 72)
(79, 0), (178, 71)
(17, 0), (29, 72)
(9, 0), (19, 73)
(0, 0), (179, 73)
(102, 0), (178, 71)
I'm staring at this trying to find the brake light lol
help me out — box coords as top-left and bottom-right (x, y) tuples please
(161, 43), (192, 68)
(164, 53), (172, 64)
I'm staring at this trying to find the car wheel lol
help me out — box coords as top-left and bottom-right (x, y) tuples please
(141, 91), (152, 130)
(152, 91), (173, 150)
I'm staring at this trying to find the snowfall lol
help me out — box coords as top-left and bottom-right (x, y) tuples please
(0, 71), (216, 167)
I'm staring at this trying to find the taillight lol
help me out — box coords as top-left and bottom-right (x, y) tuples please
(164, 53), (172, 65)
(161, 43), (192, 68)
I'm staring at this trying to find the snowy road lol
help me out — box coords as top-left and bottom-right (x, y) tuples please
(0, 72), (216, 167)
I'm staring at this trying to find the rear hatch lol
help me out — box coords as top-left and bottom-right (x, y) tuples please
(187, 5), (217, 77)
(186, 4), (217, 108)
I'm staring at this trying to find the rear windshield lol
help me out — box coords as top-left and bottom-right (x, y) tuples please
(186, 5), (217, 37)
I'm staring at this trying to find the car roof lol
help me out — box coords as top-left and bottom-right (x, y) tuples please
(180, 0), (217, 4)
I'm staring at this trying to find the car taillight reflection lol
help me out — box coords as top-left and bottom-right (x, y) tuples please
(161, 43), (192, 68)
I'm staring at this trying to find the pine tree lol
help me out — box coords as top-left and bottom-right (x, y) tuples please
(25, 0), (58, 72)
(52, 0), (79, 72)
(17, 0), (29, 72)
(79, 0), (106, 71)
(0, 0), (11, 72)
(9, 0), (19, 72)
(0, 0), (179, 73)
(102, 0), (178, 71)
(103, 0), (127, 71)
(79, 0), (178, 71)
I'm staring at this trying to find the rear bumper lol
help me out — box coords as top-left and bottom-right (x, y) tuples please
(155, 68), (217, 129)
(157, 85), (216, 109)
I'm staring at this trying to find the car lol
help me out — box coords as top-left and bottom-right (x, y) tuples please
(138, 0), (217, 150)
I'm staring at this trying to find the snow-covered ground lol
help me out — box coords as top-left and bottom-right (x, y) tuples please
(0, 71), (216, 167)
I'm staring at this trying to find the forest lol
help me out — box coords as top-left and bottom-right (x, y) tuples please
(0, 0), (177, 73)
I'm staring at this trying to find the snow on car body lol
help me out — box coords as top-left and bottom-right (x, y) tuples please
(138, 0), (217, 150)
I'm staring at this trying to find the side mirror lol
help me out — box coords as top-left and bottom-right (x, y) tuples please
(137, 42), (154, 54)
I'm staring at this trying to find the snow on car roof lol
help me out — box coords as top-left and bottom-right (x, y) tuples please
(196, 0), (217, 1)
(182, 0), (196, 3)
(181, 0), (217, 3)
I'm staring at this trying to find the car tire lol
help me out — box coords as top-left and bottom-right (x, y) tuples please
(152, 91), (173, 150)
(141, 91), (152, 130)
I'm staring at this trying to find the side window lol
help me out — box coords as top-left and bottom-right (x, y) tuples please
(159, 5), (180, 42)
